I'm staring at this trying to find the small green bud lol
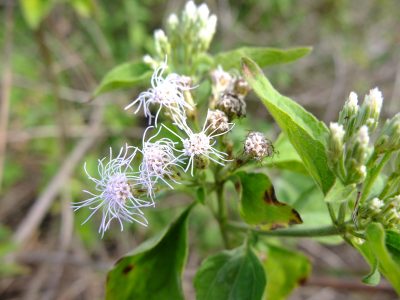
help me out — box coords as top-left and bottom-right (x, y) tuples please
(368, 197), (384, 214)
(328, 122), (345, 162)
(345, 126), (370, 183)
(355, 88), (383, 133)
(194, 155), (209, 170)
(234, 78), (251, 98)
(375, 113), (400, 153)
(338, 92), (359, 139)
(154, 29), (171, 57)
(167, 13), (179, 32)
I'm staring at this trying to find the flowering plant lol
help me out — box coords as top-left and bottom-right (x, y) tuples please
(75, 1), (400, 299)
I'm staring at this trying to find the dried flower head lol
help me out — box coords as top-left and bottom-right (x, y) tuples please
(73, 145), (152, 237)
(216, 92), (246, 120)
(125, 60), (193, 126)
(244, 132), (274, 160)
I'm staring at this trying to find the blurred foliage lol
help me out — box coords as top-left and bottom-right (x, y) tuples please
(1, 0), (400, 299)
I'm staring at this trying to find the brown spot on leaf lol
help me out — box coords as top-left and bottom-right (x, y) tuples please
(263, 186), (283, 206)
(122, 264), (134, 275)
(289, 209), (303, 225)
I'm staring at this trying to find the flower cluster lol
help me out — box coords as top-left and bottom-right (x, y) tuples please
(327, 88), (385, 184)
(329, 87), (400, 231)
(144, 1), (217, 69)
(73, 3), (241, 235)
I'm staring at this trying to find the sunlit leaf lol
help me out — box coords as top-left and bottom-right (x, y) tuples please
(194, 246), (266, 300)
(265, 133), (307, 174)
(215, 47), (311, 70)
(262, 245), (311, 300)
(365, 223), (400, 294)
(237, 171), (302, 229)
(94, 61), (152, 96)
(105, 205), (193, 300)
(242, 57), (334, 194)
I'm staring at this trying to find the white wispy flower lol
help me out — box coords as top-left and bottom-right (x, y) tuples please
(73, 145), (151, 237)
(139, 127), (183, 197)
(125, 60), (193, 127)
(164, 110), (233, 175)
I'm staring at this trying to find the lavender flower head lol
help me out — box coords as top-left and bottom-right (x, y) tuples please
(125, 60), (193, 127)
(139, 127), (183, 196)
(73, 145), (152, 237)
(164, 110), (233, 175)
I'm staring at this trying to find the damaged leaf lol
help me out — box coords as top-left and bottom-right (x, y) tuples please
(236, 172), (302, 229)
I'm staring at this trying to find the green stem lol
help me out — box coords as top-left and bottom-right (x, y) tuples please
(337, 202), (347, 225)
(216, 182), (230, 248)
(327, 203), (338, 225)
(228, 222), (343, 237)
(360, 151), (392, 204)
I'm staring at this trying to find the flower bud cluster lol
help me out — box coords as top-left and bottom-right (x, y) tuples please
(145, 1), (217, 68)
(211, 66), (251, 120)
(358, 195), (400, 230)
(328, 88), (388, 184)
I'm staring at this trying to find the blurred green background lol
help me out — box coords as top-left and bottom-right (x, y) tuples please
(0, 0), (399, 299)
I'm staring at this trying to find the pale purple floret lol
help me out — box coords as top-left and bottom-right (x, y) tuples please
(124, 60), (193, 127)
(163, 110), (233, 176)
(139, 126), (184, 198)
(72, 145), (152, 237)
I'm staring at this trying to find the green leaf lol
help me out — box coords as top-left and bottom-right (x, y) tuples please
(215, 47), (311, 70)
(351, 237), (381, 286)
(242, 57), (334, 194)
(324, 179), (357, 204)
(265, 133), (307, 174)
(105, 205), (193, 300)
(94, 61), (152, 96)
(262, 245), (311, 300)
(194, 246), (266, 300)
(365, 223), (400, 294)
(237, 172), (302, 229)
(20, 0), (55, 29)
(386, 230), (400, 265)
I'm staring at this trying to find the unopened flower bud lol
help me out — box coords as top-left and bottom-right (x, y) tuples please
(328, 122), (345, 161)
(197, 3), (210, 23)
(154, 29), (170, 57)
(206, 110), (231, 134)
(211, 67), (233, 94)
(183, 1), (197, 22)
(356, 88), (383, 132)
(167, 13), (179, 31)
(143, 55), (158, 69)
(244, 132), (274, 160)
(369, 197), (384, 213)
(194, 155), (209, 170)
(339, 92), (359, 139)
(216, 93), (246, 120)
(375, 113), (400, 153)
(234, 78), (251, 98)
